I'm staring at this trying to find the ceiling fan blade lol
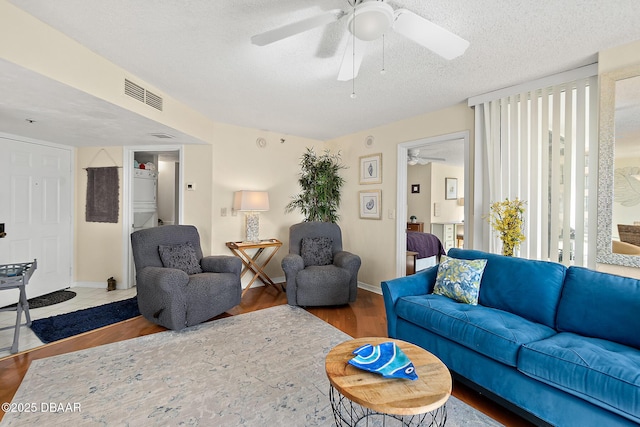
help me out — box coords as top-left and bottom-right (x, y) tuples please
(337, 35), (370, 81)
(393, 9), (469, 60)
(251, 9), (346, 46)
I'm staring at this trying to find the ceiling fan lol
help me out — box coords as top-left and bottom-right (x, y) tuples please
(407, 148), (445, 165)
(251, 0), (469, 81)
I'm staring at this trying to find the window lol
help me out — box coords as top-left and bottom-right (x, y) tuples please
(471, 67), (598, 267)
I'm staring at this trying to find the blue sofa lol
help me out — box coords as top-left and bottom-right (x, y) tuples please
(382, 248), (640, 426)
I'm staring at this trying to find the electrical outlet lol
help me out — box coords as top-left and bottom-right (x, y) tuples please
(221, 208), (227, 217)
(388, 209), (395, 219)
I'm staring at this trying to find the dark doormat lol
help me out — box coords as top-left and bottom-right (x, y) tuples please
(30, 296), (139, 343)
(0, 289), (77, 310)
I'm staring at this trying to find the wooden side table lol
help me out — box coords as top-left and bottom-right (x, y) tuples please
(407, 222), (424, 232)
(325, 337), (451, 426)
(226, 239), (282, 296)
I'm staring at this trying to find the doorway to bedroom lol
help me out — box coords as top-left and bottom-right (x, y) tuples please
(395, 131), (470, 277)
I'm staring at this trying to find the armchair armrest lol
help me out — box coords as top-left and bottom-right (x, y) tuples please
(282, 254), (304, 305)
(137, 266), (189, 292)
(136, 266), (189, 329)
(201, 255), (242, 275)
(333, 251), (361, 273)
(334, 251), (361, 303)
(381, 265), (438, 338)
(281, 253), (304, 275)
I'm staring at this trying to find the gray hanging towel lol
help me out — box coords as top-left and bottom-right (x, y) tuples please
(85, 167), (119, 223)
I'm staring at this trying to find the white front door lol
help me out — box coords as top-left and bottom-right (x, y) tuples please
(0, 137), (73, 307)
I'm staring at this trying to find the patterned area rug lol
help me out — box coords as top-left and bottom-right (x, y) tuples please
(4, 306), (502, 426)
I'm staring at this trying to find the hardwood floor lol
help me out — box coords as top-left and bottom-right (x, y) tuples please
(0, 287), (534, 425)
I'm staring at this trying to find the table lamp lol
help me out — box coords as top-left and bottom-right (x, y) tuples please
(233, 190), (270, 242)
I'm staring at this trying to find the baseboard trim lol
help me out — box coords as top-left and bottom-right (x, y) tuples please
(358, 281), (381, 295)
(72, 281), (121, 290)
(247, 277), (381, 296)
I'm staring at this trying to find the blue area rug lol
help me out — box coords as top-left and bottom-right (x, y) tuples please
(30, 297), (140, 343)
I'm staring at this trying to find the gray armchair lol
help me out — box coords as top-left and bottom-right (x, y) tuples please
(282, 222), (361, 306)
(130, 225), (241, 330)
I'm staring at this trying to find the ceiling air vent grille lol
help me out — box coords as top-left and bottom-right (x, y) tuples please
(124, 78), (163, 111)
(124, 79), (145, 103)
(145, 90), (163, 111)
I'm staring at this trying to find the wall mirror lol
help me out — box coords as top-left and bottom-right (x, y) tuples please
(597, 64), (640, 267)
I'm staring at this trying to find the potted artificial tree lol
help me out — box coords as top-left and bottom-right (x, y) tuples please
(285, 148), (346, 223)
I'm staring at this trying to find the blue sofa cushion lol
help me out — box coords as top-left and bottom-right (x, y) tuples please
(557, 266), (640, 349)
(395, 294), (556, 367)
(447, 249), (566, 328)
(519, 332), (640, 420)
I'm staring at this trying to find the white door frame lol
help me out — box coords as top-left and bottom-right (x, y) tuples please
(122, 145), (184, 288)
(395, 131), (470, 277)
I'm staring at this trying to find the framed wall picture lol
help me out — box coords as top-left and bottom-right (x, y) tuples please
(445, 177), (458, 200)
(359, 153), (382, 184)
(359, 190), (382, 219)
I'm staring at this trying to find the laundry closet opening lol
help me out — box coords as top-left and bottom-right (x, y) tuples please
(125, 147), (183, 288)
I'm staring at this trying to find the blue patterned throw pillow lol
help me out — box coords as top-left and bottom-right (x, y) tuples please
(158, 242), (203, 275)
(300, 237), (333, 267)
(433, 255), (487, 305)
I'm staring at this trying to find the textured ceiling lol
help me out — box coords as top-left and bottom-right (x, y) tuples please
(5, 0), (640, 144)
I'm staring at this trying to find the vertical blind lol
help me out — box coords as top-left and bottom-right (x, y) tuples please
(473, 73), (598, 267)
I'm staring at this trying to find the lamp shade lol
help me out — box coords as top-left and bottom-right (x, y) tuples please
(233, 191), (270, 211)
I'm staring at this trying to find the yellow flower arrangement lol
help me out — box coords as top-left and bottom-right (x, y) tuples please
(488, 198), (526, 256)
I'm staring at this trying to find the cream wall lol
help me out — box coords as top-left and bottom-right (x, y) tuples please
(407, 163), (465, 229)
(597, 39), (640, 279)
(75, 147), (124, 284)
(326, 103), (475, 290)
(429, 163), (464, 225)
(407, 164), (432, 224)
(208, 122), (321, 280)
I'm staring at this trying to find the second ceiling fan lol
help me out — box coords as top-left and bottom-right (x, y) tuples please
(251, 0), (469, 81)
(407, 148), (445, 165)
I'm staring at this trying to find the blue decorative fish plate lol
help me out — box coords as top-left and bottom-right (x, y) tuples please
(348, 341), (418, 380)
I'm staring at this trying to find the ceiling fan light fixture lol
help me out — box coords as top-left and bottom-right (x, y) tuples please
(348, 1), (394, 41)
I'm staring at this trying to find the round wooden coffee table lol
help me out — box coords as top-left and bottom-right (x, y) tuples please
(325, 337), (451, 426)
